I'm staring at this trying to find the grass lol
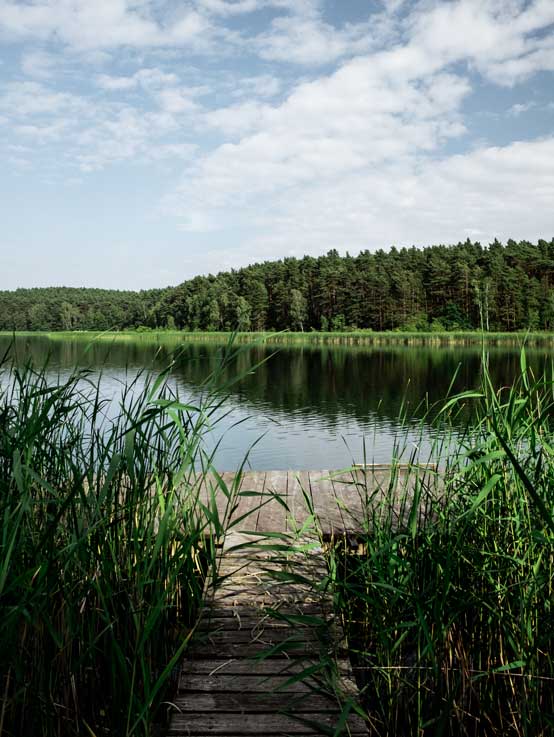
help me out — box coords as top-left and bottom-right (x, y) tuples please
(4, 329), (554, 348)
(323, 350), (554, 736)
(0, 338), (256, 737)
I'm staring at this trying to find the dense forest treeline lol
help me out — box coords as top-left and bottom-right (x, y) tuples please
(2, 238), (554, 333)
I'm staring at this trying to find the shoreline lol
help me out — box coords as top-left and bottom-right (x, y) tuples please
(2, 329), (554, 347)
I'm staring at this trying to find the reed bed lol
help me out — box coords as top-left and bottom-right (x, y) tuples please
(326, 351), (554, 736)
(5, 330), (554, 348)
(0, 343), (248, 737)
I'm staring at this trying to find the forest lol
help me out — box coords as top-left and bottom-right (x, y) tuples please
(1, 238), (554, 333)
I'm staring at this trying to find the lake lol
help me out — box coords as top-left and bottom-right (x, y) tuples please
(0, 334), (550, 470)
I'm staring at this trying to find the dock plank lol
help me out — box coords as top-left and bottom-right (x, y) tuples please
(168, 712), (367, 735)
(257, 470), (289, 534)
(195, 466), (438, 536)
(178, 673), (321, 693)
(233, 470), (267, 531)
(287, 471), (313, 532)
(173, 692), (338, 712)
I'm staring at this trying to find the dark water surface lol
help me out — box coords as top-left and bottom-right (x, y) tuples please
(0, 335), (551, 470)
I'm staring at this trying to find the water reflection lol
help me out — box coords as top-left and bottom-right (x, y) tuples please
(0, 335), (550, 469)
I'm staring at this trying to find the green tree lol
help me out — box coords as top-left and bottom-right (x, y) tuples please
(235, 296), (251, 331)
(289, 289), (307, 331)
(59, 301), (80, 330)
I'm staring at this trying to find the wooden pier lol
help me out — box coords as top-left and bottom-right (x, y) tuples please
(169, 466), (437, 736)
(197, 465), (433, 535)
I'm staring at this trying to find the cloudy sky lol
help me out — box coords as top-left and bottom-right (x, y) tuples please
(1, 0), (553, 290)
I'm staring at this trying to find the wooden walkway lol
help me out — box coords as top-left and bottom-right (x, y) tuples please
(198, 465), (436, 535)
(169, 466), (437, 736)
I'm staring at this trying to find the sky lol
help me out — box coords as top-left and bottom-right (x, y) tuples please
(0, 0), (553, 291)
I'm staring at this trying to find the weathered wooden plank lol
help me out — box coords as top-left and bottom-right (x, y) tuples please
(286, 471), (313, 531)
(178, 674), (319, 693)
(325, 466), (441, 531)
(227, 470), (267, 531)
(307, 470), (347, 535)
(185, 640), (321, 658)
(210, 591), (325, 608)
(189, 628), (322, 645)
(173, 692), (339, 712)
(256, 469), (289, 533)
(223, 471), (258, 528)
(181, 658), (339, 676)
(197, 616), (326, 632)
(184, 466), (434, 536)
(200, 603), (325, 617)
(168, 712), (367, 735)
(328, 474), (364, 533)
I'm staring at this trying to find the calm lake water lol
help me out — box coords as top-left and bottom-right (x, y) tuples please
(0, 335), (551, 470)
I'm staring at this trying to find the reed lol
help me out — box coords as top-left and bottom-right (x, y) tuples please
(5, 329), (554, 348)
(326, 349), (554, 736)
(0, 339), (251, 737)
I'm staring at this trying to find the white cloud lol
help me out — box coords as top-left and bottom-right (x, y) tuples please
(0, 0), (211, 50)
(162, 1), (553, 255)
(181, 52), (472, 211)
(195, 0), (263, 16)
(407, 0), (554, 85)
(2, 0), (554, 280)
(20, 49), (60, 78)
(6, 153), (31, 170)
(15, 120), (74, 141)
(156, 87), (199, 113)
(175, 137), (554, 272)
(231, 74), (282, 99)
(204, 100), (269, 135)
(251, 1), (400, 67)
(96, 68), (179, 91)
(146, 142), (197, 161)
(96, 74), (139, 91)
(254, 16), (366, 65)
(0, 77), (200, 171)
(507, 101), (536, 116)
(0, 80), (89, 117)
(74, 107), (181, 170)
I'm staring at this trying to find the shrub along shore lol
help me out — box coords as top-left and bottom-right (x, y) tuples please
(4, 328), (554, 347)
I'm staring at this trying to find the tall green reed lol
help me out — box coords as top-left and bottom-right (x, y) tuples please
(327, 349), (554, 736)
(0, 338), (255, 737)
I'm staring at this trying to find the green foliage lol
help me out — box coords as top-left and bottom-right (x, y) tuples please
(0, 347), (245, 736)
(2, 239), (554, 333)
(289, 288), (308, 331)
(327, 355), (554, 736)
(0, 287), (167, 333)
(430, 317), (446, 331)
(399, 311), (429, 331)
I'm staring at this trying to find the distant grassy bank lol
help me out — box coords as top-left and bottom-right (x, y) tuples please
(3, 329), (554, 347)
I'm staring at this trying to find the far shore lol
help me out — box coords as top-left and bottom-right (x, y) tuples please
(2, 329), (554, 347)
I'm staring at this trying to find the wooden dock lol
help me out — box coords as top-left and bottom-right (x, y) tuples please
(198, 465), (437, 535)
(169, 466), (437, 736)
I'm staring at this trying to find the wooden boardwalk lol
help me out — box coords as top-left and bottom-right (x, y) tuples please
(198, 465), (436, 535)
(169, 466), (437, 736)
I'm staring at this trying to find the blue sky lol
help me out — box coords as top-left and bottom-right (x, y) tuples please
(0, 0), (553, 290)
